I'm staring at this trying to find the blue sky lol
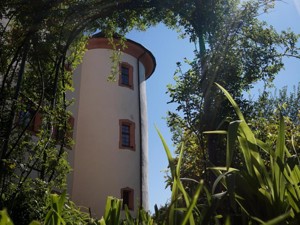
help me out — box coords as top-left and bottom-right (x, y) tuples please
(127, 0), (300, 212)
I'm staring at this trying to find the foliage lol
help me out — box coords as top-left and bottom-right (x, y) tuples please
(3, 179), (48, 224)
(156, 129), (205, 225)
(0, 209), (14, 225)
(0, 193), (102, 225)
(0, 0), (181, 222)
(249, 82), (300, 122)
(123, 204), (154, 225)
(99, 196), (122, 225)
(204, 83), (300, 224)
(0, 196), (155, 225)
(98, 196), (155, 225)
(247, 83), (300, 152)
(168, 83), (300, 195)
(0, 0), (94, 221)
(44, 193), (67, 225)
(166, 0), (300, 192)
(156, 126), (238, 225)
(154, 84), (300, 225)
(43, 192), (97, 225)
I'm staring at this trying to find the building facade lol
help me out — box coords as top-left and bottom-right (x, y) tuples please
(67, 35), (156, 218)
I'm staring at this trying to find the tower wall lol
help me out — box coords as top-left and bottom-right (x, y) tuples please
(68, 37), (155, 218)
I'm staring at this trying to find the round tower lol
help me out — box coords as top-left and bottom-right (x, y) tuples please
(68, 34), (155, 218)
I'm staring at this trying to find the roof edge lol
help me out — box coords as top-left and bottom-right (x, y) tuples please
(87, 33), (156, 79)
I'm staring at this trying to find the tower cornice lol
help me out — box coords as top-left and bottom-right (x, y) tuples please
(87, 37), (156, 79)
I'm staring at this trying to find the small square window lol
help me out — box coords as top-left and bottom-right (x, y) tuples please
(53, 116), (75, 139)
(119, 63), (133, 89)
(18, 110), (34, 128)
(17, 110), (42, 133)
(121, 187), (134, 210)
(119, 120), (135, 150)
(53, 116), (75, 149)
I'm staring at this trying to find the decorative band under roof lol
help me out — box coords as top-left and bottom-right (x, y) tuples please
(87, 37), (156, 79)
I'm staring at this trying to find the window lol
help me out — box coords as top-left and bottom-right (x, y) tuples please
(53, 116), (75, 148)
(18, 110), (33, 128)
(53, 116), (74, 139)
(119, 62), (133, 89)
(121, 187), (134, 210)
(17, 109), (74, 148)
(17, 110), (42, 133)
(119, 119), (135, 150)
(32, 113), (42, 133)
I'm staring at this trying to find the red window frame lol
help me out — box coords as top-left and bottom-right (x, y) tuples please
(17, 110), (42, 133)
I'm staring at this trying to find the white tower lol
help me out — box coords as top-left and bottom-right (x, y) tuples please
(68, 34), (156, 218)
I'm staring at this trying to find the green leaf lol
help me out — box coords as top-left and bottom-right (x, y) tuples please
(29, 221), (41, 225)
(275, 114), (286, 160)
(155, 126), (176, 179)
(156, 127), (177, 225)
(0, 209), (14, 225)
(102, 197), (122, 225)
(263, 210), (292, 225)
(181, 180), (204, 225)
(215, 83), (245, 121)
(203, 130), (227, 135)
(226, 120), (241, 170)
(99, 218), (107, 225)
(156, 127), (198, 225)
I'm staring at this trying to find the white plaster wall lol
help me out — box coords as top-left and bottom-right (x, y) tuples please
(70, 48), (145, 218)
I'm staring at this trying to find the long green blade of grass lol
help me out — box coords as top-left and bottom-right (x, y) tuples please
(262, 210), (291, 225)
(273, 114), (286, 202)
(175, 143), (196, 225)
(156, 127), (198, 225)
(181, 180), (204, 225)
(156, 127), (177, 225)
(226, 120), (241, 170)
(0, 209), (14, 225)
(215, 83), (245, 121)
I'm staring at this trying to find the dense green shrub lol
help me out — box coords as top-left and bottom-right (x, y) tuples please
(154, 84), (300, 225)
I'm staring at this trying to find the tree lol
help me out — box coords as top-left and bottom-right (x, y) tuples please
(248, 83), (300, 153)
(0, 0), (176, 222)
(166, 0), (299, 187)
